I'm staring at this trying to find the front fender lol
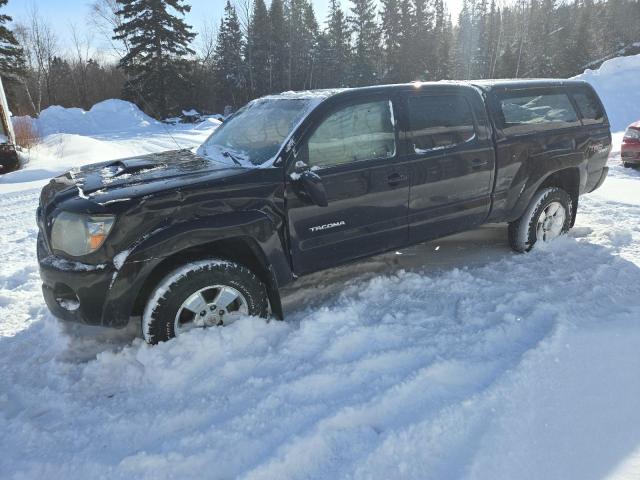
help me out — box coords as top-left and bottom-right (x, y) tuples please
(101, 211), (292, 326)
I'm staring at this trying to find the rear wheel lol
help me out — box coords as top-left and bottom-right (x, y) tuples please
(142, 259), (268, 344)
(508, 187), (573, 253)
(623, 162), (634, 168)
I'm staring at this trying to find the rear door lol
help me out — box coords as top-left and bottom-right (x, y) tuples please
(399, 86), (495, 243)
(285, 95), (410, 274)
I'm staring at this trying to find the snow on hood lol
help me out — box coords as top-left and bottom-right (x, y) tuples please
(573, 53), (640, 131)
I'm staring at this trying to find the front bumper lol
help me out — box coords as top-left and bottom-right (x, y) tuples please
(39, 256), (115, 326)
(38, 233), (116, 326)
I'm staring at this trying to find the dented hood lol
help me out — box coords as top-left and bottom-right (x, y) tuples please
(39, 149), (249, 208)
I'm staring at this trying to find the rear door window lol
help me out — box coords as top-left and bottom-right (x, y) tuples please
(407, 95), (476, 153)
(498, 91), (579, 134)
(571, 88), (606, 125)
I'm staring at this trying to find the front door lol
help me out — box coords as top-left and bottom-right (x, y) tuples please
(286, 96), (410, 275)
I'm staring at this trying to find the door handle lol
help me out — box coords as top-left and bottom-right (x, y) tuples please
(471, 159), (488, 169)
(387, 172), (408, 186)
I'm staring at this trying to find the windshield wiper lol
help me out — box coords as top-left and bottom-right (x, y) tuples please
(221, 150), (242, 166)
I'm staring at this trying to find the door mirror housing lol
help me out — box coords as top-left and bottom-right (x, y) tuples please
(300, 170), (328, 207)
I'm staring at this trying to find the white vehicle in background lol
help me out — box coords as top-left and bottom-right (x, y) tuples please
(0, 76), (19, 174)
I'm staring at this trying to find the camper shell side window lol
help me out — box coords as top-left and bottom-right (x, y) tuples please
(494, 87), (581, 136)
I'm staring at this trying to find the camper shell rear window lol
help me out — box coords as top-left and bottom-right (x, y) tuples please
(570, 87), (607, 125)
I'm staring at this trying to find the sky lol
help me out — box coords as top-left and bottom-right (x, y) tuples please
(3, 0), (465, 55)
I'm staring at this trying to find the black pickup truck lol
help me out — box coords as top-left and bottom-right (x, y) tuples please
(36, 80), (611, 343)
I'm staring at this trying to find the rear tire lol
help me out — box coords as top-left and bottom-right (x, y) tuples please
(142, 259), (268, 344)
(623, 162), (634, 168)
(508, 187), (573, 253)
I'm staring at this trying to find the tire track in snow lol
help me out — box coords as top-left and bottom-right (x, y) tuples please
(0, 189), (42, 337)
(2, 159), (640, 478)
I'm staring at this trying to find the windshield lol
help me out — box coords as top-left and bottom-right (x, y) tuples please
(197, 98), (314, 166)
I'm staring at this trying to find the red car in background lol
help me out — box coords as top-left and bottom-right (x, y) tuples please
(622, 121), (640, 168)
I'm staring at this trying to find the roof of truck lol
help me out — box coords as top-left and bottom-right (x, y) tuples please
(467, 78), (591, 91)
(264, 79), (591, 102)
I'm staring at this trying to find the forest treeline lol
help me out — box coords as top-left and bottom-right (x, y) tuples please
(0, 0), (639, 118)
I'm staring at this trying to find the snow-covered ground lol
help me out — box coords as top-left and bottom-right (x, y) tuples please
(1, 57), (640, 479)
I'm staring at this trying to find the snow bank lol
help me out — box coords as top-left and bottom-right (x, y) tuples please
(14, 99), (160, 137)
(0, 101), (220, 190)
(573, 53), (640, 131)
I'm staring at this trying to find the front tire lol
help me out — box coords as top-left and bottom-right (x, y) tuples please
(508, 187), (573, 253)
(143, 259), (268, 344)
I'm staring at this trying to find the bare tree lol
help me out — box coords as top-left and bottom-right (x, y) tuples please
(236, 0), (254, 94)
(15, 4), (58, 114)
(69, 24), (95, 109)
(195, 19), (219, 67)
(88, 0), (129, 59)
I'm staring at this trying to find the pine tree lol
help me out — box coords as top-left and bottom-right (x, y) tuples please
(439, 14), (453, 79)
(552, 2), (575, 77)
(314, 31), (332, 88)
(411, 0), (433, 79)
(324, 0), (350, 87)
(397, 0), (415, 80)
(349, 0), (380, 86)
(496, 41), (518, 78)
(268, 0), (287, 93)
(246, 0), (270, 98)
(0, 0), (26, 83)
(602, 0), (625, 55)
(380, 0), (402, 82)
(472, 0), (491, 78)
(113, 0), (196, 118)
(455, 0), (474, 79)
(301, 2), (320, 89)
(570, 0), (594, 73)
(212, 0), (245, 111)
(433, 0), (452, 80)
(487, 0), (500, 78)
(285, 0), (303, 90)
(538, 0), (558, 76)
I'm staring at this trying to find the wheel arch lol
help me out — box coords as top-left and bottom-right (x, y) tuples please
(102, 212), (292, 327)
(510, 166), (581, 224)
(131, 235), (284, 320)
(537, 167), (580, 226)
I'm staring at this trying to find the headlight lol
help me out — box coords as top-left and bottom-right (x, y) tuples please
(51, 212), (115, 256)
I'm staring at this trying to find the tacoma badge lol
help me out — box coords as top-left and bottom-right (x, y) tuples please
(309, 221), (346, 232)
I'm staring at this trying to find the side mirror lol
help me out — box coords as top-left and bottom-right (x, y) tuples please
(300, 170), (328, 207)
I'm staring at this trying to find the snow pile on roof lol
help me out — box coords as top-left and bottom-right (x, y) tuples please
(16, 99), (161, 137)
(573, 53), (640, 131)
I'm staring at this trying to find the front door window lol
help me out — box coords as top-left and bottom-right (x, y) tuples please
(307, 100), (396, 168)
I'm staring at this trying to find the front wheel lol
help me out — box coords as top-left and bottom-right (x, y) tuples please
(508, 187), (573, 253)
(142, 259), (269, 344)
